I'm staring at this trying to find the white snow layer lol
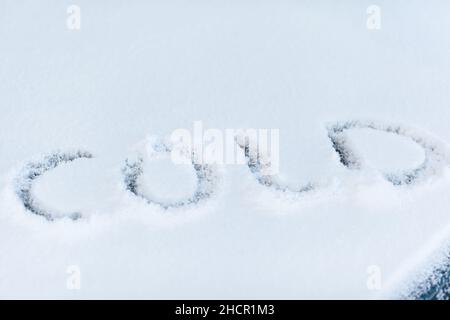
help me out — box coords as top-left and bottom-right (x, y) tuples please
(2, 0), (450, 299)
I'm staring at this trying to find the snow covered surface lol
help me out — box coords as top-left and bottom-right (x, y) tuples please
(2, 0), (450, 299)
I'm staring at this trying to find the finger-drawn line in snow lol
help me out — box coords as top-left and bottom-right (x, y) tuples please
(236, 120), (450, 193)
(12, 120), (450, 220)
(327, 120), (450, 185)
(14, 150), (93, 221)
(235, 133), (314, 194)
(122, 138), (219, 209)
